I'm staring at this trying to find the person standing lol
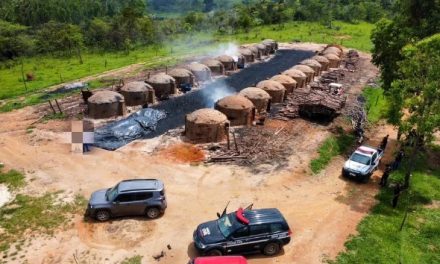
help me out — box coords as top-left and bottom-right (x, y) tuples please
(380, 134), (389, 151)
(392, 183), (402, 208)
(392, 149), (404, 170)
(379, 165), (392, 187)
(82, 120), (94, 153)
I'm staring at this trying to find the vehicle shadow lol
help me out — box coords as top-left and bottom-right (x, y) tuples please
(245, 248), (286, 259)
(336, 172), (380, 214)
(82, 214), (163, 224)
(187, 242), (198, 260)
(186, 242), (286, 261)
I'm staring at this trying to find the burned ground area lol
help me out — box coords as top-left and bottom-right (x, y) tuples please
(205, 119), (314, 173)
(148, 49), (314, 138)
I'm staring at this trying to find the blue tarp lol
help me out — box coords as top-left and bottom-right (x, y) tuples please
(93, 108), (166, 150)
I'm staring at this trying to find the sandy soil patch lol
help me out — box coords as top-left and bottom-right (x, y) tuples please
(0, 185), (11, 208)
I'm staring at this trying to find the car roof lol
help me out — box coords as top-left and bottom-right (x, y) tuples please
(194, 256), (247, 264)
(118, 179), (163, 192)
(355, 145), (377, 156)
(242, 208), (286, 225)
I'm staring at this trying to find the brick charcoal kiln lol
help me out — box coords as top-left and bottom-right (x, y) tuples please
(147, 49), (314, 138)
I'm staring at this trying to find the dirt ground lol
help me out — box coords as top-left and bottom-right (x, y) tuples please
(0, 44), (390, 264)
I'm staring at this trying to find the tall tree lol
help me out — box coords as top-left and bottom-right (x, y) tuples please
(391, 34), (440, 187)
(0, 20), (32, 61)
(371, 0), (440, 90)
(203, 0), (216, 12)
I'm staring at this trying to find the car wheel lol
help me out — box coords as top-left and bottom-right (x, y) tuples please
(363, 174), (371, 183)
(206, 249), (222, 256)
(146, 207), (160, 219)
(263, 242), (280, 256)
(95, 210), (110, 222)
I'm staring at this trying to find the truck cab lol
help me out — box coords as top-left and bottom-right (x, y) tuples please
(342, 145), (383, 182)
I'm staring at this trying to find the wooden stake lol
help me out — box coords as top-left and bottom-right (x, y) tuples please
(20, 59), (28, 92)
(226, 129), (230, 150)
(48, 101), (56, 114)
(55, 99), (63, 113)
(233, 132), (239, 153)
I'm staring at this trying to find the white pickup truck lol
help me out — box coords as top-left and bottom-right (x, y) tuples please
(342, 145), (384, 182)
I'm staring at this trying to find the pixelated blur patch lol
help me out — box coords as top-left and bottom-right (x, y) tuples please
(71, 143), (83, 153)
(71, 121), (84, 132)
(72, 132), (84, 143)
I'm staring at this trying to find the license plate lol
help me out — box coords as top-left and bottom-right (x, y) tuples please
(349, 172), (356, 177)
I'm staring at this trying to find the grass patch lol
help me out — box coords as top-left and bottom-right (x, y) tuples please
(42, 112), (66, 121)
(363, 87), (389, 123)
(219, 21), (374, 52)
(332, 149), (440, 264)
(121, 255), (143, 264)
(0, 193), (87, 253)
(310, 129), (355, 174)
(0, 168), (25, 190)
(0, 21), (373, 107)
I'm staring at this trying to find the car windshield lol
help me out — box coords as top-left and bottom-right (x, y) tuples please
(106, 186), (118, 201)
(350, 153), (371, 165)
(217, 214), (236, 238)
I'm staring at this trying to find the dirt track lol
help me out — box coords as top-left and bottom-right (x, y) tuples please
(0, 120), (396, 264)
(0, 44), (389, 264)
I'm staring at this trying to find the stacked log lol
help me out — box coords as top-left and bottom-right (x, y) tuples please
(345, 50), (360, 71)
(275, 89), (346, 120)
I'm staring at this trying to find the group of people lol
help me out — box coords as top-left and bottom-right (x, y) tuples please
(377, 134), (405, 208)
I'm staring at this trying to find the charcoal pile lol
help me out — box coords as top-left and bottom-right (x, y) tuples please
(319, 70), (345, 85)
(344, 50), (360, 71)
(274, 88), (346, 120)
(310, 69), (345, 91)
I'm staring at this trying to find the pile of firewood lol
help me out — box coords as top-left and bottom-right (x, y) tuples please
(206, 125), (294, 169)
(274, 88), (346, 120)
(344, 96), (368, 129)
(273, 49), (364, 120)
(310, 69), (346, 91)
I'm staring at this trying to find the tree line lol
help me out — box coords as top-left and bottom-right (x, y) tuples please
(370, 0), (440, 188)
(0, 0), (394, 63)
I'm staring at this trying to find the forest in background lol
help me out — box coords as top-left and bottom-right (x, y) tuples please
(0, 0), (395, 63)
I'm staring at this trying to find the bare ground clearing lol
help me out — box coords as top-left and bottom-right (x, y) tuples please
(0, 44), (387, 264)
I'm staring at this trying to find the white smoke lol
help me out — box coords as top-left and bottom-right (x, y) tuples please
(208, 42), (240, 62)
(200, 79), (236, 108)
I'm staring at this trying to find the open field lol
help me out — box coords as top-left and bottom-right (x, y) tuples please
(220, 21), (374, 52)
(0, 45), (385, 264)
(0, 21), (373, 111)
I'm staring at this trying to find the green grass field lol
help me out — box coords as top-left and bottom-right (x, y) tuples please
(0, 167), (87, 254)
(0, 21), (374, 111)
(332, 148), (440, 263)
(0, 34), (215, 100)
(219, 21), (374, 52)
(0, 168), (25, 190)
(363, 87), (389, 124)
(310, 128), (355, 174)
